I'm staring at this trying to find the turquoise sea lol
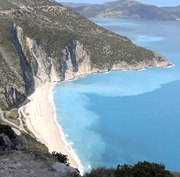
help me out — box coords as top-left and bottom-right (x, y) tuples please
(54, 19), (180, 171)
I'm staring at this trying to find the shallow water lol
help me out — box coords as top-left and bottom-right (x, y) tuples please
(54, 19), (180, 171)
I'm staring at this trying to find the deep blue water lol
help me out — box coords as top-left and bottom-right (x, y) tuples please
(54, 19), (180, 172)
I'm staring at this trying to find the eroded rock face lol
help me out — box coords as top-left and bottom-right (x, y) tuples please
(11, 26), (93, 89)
(12, 24), (35, 96)
(4, 86), (25, 109)
(60, 39), (91, 81)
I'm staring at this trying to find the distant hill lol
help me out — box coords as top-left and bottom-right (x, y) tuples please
(61, 2), (97, 8)
(162, 6), (180, 20)
(62, 0), (179, 21)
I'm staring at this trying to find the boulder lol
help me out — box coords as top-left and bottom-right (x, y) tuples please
(52, 162), (80, 177)
(0, 133), (12, 149)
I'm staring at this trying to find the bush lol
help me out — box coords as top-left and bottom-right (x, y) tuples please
(84, 168), (115, 177)
(131, 161), (173, 177)
(52, 151), (69, 166)
(115, 161), (173, 177)
(115, 164), (132, 177)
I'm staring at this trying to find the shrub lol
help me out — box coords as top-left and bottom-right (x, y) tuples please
(131, 161), (173, 177)
(115, 161), (173, 177)
(52, 151), (69, 166)
(115, 164), (132, 177)
(84, 162), (174, 177)
(84, 168), (115, 177)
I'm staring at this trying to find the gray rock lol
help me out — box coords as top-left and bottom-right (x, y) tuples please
(52, 162), (80, 176)
(15, 136), (24, 151)
(15, 143), (23, 151)
(0, 109), (4, 119)
(0, 134), (12, 149)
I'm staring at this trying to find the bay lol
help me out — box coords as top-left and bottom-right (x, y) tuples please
(54, 19), (180, 171)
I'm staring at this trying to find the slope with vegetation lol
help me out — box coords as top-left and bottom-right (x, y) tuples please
(0, 0), (170, 110)
(84, 162), (176, 177)
(162, 6), (180, 20)
(0, 124), (178, 177)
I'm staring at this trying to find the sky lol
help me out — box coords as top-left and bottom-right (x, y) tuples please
(58, 0), (180, 7)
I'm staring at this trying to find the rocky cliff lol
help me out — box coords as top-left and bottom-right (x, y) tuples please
(0, 0), (171, 110)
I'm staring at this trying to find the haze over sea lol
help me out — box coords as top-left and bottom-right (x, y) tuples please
(54, 19), (180, 171)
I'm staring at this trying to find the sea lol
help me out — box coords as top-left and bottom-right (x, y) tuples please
(54, 19), (180, 172)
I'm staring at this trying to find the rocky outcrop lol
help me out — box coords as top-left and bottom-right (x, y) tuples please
(25, 36), (54, 85)
(0, 134), (13, 149)
(0, 125), (23, 151)
(0, 151), (80, 177)
(12, 24), (35, 96)
(12, 24), (56, 87)
(60, 40), (91, 81)
(4, 86), (25, 109)
(53, 162), (80, 176)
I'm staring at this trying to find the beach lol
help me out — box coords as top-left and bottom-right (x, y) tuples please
(19, 82), (83, 174)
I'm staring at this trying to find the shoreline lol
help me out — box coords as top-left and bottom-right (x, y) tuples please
(19, 82), (84, 174)
(48, 83), (84, 174)
(18, 62), (173, 176)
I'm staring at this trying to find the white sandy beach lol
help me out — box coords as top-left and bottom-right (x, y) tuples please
(19, 82), (83, 174)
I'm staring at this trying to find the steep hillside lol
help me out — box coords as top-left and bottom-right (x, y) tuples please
(62, 0), (177, 20)
(0, 0), (170, 110)
(162, 6), (180, 20)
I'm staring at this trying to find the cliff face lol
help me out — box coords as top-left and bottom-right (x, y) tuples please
(0, 0), (171, 110)
(15, 25), (54, 85)
(60, 40), (91, 81)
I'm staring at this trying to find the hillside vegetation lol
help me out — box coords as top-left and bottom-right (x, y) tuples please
(0, 0), (170, 110)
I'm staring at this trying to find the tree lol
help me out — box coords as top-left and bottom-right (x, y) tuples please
(132, 161), (173, 177)
(115, 164), (132, 177)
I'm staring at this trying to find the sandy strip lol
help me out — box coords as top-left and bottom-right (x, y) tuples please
(19, 83), (83, 174)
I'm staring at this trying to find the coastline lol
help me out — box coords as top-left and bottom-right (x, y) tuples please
(19, 82), (84, 174)
(49, 83), (84, 174)
(18, 61), (173, 176)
